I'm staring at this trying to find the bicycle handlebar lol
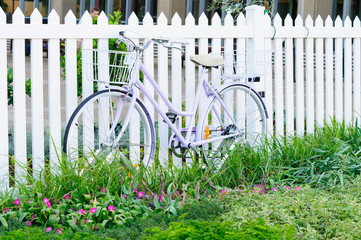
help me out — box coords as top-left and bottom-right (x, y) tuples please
(117, 31), (188, 53)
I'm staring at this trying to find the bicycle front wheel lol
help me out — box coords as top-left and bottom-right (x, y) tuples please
(63, 88), (155, 168)
(199, 83), (267, 170)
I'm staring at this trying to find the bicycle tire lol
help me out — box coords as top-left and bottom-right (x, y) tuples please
(199, 83), (267, 171)
(63, 88), (156, 168)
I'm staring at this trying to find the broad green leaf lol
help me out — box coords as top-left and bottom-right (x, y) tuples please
(153, 195), (161, 209)
(0, 216), (8, 230)
(102, 220), (109, 227)
(18, 212), (28, 222)
(169, 206), (177, 215)
(67, 219), (78, 230)
(49, 214), (59, 225)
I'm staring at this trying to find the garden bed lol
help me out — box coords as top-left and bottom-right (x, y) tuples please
(1, 120), (361, 239)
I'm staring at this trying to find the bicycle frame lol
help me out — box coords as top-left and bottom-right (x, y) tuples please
(112, 57), (243, 149)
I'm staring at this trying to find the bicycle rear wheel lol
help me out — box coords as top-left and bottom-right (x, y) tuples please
(199, 83), (267, 171)
(63, 88), (155, 168)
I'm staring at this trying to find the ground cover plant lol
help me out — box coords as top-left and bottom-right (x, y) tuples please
(1, 120), (361, 239)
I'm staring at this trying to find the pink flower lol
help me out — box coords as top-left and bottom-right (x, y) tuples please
(133, 187), (139, 193)
(295, 186), (300, 191)
(137, 191), (144, 198)
(101, 187), (106, 193)
(43, 198), (52, 208)
(285, 186), (291, 190)
(239, 188), (242, 191)
(221, 189), (226, 193)
(46, 227), (52, 232)
(272, 187), (277, 192)
(84, 220), (88, 224)
(56, 229), (62, 234)
(31, 215), (35, 220)
(64, 195), (70, 200)
(156, 195), (162, 202)
(122, 194), (127, 199)
(90, 207), (97, 213)
(14, 199), (21, 205)
(3, 207), (9, 213)
(108, 205), (115, 211)
(25, 221), (31, 226)
(176, 191), (181, 198)
(77, 209), (86, 215)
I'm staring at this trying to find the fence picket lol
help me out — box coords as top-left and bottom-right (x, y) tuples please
(143, 13), (155, 123)
(354, 17), (361, 123)
(80, 11), (94, 154)
(48, 10), (62, 170)
(30, 9), (45, 175)
(284, 14), (294, 134)
(335, 17), (343, 122)
(344, 17), (352, 125)
(305, 16), (314, 133)
(184, 13), (196, 166)
(236, 13), (246, 131)
(295, 15), (304, 135)
(315, 16), (324, 127)
(12, 8), (27, 185)
(64, 11), (78, 122)
(273, 14), (284, 136)
(0, 7), (8, 190)
(127, 13), (142, 165)
(325, 16), (334, 122)
(264, 13), (273, 136)
(157, 13), (169, 166)
(198, 13), (208, 110)
(171, 13), (183, 168)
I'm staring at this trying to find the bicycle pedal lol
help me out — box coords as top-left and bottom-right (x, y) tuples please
(164, 112), (177, 124)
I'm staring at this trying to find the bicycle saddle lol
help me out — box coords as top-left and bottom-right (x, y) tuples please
(190, 54), (224, 67)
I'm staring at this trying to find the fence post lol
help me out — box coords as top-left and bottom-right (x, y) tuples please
(245, 5), (266, 97)
(245, 5), (265, 51)
(245, 5), (266, 135)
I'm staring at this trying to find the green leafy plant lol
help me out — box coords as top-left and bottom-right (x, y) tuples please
(142, 217), (295, 239)
(0, 0), (8, 11)
(223, 178), (361, 239)
(7, 66), (32, 106)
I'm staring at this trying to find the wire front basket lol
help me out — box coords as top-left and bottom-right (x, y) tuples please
(219, 50), (273, 80)
(83, 49), (138, 85)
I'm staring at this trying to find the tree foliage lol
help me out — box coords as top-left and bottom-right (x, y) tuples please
(208, 0), (273, 17)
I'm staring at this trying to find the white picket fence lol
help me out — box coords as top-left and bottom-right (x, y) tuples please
(1, 5), (361, 191)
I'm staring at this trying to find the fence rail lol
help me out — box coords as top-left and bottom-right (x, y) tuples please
(1, 6), (361, 192)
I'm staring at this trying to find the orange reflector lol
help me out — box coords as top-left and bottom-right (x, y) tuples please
(205, 126), (210, 140)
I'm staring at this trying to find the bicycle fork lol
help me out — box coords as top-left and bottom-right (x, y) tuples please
(101, 91), (137, 150)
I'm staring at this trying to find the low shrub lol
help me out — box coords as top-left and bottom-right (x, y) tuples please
(141, 217), (295, 240)
(0, 227), (112, 239)
(223, 177), (361, 239)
